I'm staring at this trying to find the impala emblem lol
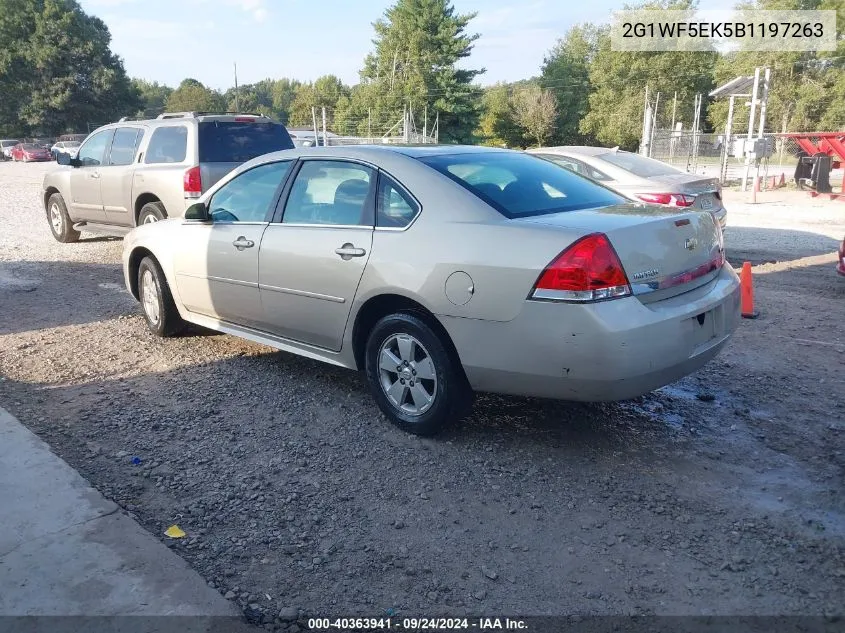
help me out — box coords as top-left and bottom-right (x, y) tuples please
(685, 238), (698, 251)
(632, 268), (659, 280)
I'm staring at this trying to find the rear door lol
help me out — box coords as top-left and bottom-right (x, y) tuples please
(101, 127), (144, 226)
(197, 119), (295, 193)
(257, 159), (375, 350)
(69, 129), (113, 222)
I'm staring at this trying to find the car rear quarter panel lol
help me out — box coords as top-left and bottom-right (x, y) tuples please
(42, 169), (76, 219)
(353, 163), (592, 323)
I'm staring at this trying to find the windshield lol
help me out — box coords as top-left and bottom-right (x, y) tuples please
(64, 141), (80, 148)
(21, 144), (40, 150)
(598, 151), (680, 177)
(198, 121), (294, 163)
(418, 151), (624, 219)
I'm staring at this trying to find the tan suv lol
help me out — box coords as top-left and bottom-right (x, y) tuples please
(42, 112), (294, 242)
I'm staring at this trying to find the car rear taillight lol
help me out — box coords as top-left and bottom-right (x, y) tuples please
(234, 117), (255, 122)
(636, 193), (696, 207)
(531, 233), (631, 302)
(184, 166), (202, 198)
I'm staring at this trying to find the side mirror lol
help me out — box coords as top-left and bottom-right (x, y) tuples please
(184, 202), (210, 222)
(56, 152), (71, 166)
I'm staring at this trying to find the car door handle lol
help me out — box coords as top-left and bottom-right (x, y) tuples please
(334, 244), (366, 259)
(233, 237), (255, 250)
(89, 172), (100, 179)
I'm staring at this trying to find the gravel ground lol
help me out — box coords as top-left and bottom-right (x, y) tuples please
(1, 161), (844, 627)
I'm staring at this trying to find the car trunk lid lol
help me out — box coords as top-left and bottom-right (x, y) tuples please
(517, 203), (724, 302)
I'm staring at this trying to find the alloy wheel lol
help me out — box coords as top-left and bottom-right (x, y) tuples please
(141, 269), (160, 324)
(377, 333), (437, 415)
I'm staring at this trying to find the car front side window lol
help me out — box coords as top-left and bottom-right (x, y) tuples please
(76, 130), (114, 167)
(209, 161), (293, 223)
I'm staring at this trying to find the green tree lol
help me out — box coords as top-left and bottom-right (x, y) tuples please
(511, 85), (558, 147)
(166, 78), (226, 112)
(357, 0), (484, 143)
(288, 75), (349, 128)
(0, 0), (140, 135)
(540, 25), (600, 145)
(707, 0), (845, 135)
(132, 79), (172, 118)
(580, 0), (716, 149)
(271, 78), (302, 124)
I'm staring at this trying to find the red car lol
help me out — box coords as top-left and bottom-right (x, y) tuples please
(10, 143), (52, 162)
(838, 235), (845, 277)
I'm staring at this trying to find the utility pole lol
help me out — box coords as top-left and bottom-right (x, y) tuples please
(368, 109), (372, 142)
(424, 105), (428, 142)
(649, 91), (660, 157)
(721, 95), (736, 184)
(234, 62), (239, 112)
(312, 106), (319, 147)
(321, 106), (327, 147)
(742, 67), (761, 192)
(755, 67), (772, 188)
(434, 111), (439, 144)
(640, 85), (650, 156)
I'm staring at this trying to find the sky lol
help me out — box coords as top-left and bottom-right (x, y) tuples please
(79, 0), (735, 91)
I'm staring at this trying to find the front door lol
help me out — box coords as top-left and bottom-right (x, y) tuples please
(173, 160), (293, 327)
(101, 127), (144, 226)
(68, 129), (113, 222)
(258, 159), (376, 350)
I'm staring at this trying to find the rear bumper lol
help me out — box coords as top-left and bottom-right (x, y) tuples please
(442, 265), (741, 402)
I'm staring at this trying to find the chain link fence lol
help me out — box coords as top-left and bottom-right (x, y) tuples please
(647, 129), (807, 185)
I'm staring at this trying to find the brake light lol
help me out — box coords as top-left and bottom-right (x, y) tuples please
(234, 117), (255, 122)
(184, 166), (202, 198)
(531, 233), (631, 302)
(636, 193), (696, 207)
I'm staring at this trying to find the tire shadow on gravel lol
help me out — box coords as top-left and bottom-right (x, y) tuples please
(0, 260), (135, 335)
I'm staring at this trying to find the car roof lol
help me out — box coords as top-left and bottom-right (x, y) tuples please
(530, 146), (614, 157)
(255, 144), (514, 163)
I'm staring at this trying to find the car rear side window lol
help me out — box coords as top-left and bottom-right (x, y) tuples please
(377, 174), (419, 228)
(282, 160), (374, 226)
(198, 121), (294, 163)
(599, 151), (679, 177)
(419, 152), (624, 219)
(145, 126), (187, 164)
(209, 160), (293, 223)
(108, 128), (143, 166)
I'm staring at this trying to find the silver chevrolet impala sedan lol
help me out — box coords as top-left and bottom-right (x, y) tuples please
(122, 145), (741, 435)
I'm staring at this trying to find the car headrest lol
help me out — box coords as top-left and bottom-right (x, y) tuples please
(334, 179), (369, 206)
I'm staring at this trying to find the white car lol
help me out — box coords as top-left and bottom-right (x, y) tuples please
(1, 139), (21, 160)
(50, 141), (81, 160)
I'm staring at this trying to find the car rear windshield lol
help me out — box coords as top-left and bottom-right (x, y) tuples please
(598, 151), (680, 177)
(418, 152), (625, 218)
(198, 121), (294, 163)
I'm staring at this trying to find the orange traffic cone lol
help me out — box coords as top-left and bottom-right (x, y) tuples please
(740, 261), (758, 319)
(778, 172), (785, 187)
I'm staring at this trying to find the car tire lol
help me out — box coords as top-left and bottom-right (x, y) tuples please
(138, 256), (184, 337)
(365, 312), (473, 436)
(138, 201), (167, 225)
(46, 193), (80, 243)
